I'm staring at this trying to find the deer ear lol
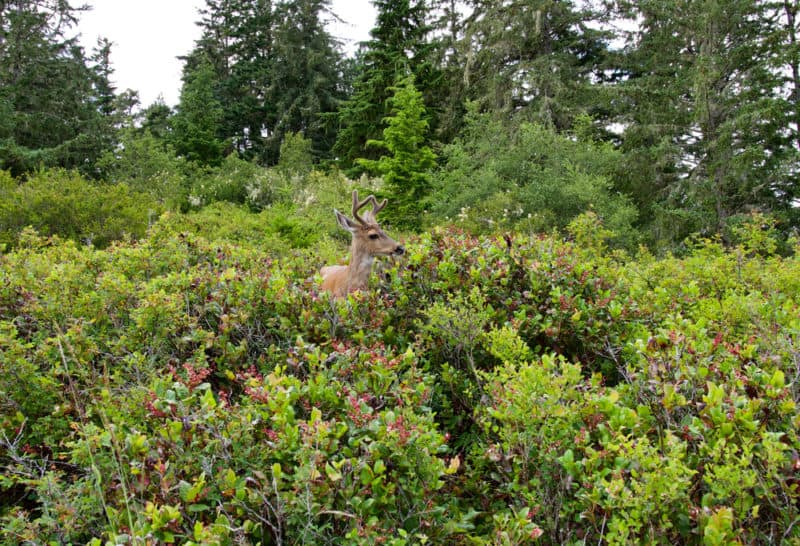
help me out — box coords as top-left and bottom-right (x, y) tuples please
(334, 209), (358, 233)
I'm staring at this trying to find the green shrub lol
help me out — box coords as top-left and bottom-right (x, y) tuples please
(471, 344), (696, 543)
(430, 113), (638, 247)
(188, 154), (275, 210)
(96, 129), (190, 209)
(277, 131), (314, 177)
(0, 168), (161, 249)
(152, 201), (327, 255)
(1, 213), (798, 544)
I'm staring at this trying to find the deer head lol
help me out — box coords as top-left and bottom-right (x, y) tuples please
(319, 190), (404, 297)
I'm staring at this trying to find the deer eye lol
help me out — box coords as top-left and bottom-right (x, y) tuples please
(368, 233), (380, 240)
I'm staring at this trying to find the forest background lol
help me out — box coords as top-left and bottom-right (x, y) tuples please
(1, 0), (798, 249)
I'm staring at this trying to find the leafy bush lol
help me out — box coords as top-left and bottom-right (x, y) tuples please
(277, 131), (314, 177)
(187, 154), (278, 210)
(0, 169), (161, 249)
(1, 212), (798, 544)
(61, 342), (451, 544)
(473, 346), (697, 543)
(430, 111), (638, 246)
(96, 129), (191, 209)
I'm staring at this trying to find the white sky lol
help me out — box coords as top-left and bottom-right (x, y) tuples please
(76, 0), (376, 108)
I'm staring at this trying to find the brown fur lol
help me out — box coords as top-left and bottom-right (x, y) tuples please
(320, 191), (404, 297)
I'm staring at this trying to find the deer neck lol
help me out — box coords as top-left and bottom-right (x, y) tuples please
(346, 242), (375, 291)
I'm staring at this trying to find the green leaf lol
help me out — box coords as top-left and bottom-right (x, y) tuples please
(769, 370), (785, 389)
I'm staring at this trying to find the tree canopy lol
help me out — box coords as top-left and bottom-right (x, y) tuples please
(0, 0), (797, 247)
(0, 0), (118, 176)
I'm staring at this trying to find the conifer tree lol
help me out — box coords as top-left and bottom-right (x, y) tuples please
(179, 0), (342, 164)
(268, 0), (344, 163)
(170, 59), (227, 166)
(333, 0), (435, 173)
(186, 0), (275, 160)
(612, 0), (799, 243)
(358, 75), (436, 230)
(455, 0), (610, 129)
(0, 0), (116, 176)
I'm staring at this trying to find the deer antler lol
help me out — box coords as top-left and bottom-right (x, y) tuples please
(351, 190), (388, 224)
(351, 190), (373, 225)
(369, 196), (387, 217)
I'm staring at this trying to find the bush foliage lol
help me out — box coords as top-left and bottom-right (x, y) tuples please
(0, 169), (161, 250)
(429, 113), (638, 246)
(1, 202), (798, 544)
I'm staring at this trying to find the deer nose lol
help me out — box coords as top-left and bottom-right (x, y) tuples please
(395, 245), (405, 255)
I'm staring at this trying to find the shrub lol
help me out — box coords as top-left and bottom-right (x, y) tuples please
(95, 129), (190, 209)
(471, 343), (697, 543)
(1, 213), (798, 544)
(430, 113), (638, 247)
(0, 169), (161, 249)
(277, 131), (314, 177)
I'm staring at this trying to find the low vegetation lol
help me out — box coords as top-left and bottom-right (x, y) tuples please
(1, 183), (798, 543)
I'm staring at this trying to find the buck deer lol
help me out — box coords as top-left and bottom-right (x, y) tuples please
(320, 190), (405, 297)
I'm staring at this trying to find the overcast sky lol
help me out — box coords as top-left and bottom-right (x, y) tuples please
(76, 1), (376, 108)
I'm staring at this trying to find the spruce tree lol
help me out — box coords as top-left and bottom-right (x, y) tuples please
(268, 0), (344, 163)
(357, 75), (436, 230)
(180, 0), (342, 165)
(187, 0), (275, 160)
(333, 0), (435, 173)
(170, 59), (227, 166)
(0, 0), (116, 176)
(612, 0), (798, 243)
(455, 0), (610, 129)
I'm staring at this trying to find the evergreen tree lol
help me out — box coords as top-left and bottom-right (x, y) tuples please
(268, 0), (344, 163)
(427, 0), (471, 142)
(770, 1), (800, 220)
(0, 0), (116, 176)
(333, 0), (435, 173)
(170, 59), (227, 166)
(786, 1), (800, 149)
(612, 0), (798, 244)
(192, 0), (275, 159)
(357, 75), (436, 230)
(140, 100), (174, 142)
(455, 0), (611, 129)
(180, 0), (342, 164)
(182, 0), (274, 160)
(90, 37), (116, 117)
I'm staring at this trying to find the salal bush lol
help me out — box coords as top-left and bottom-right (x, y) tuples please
(475, 339), (695, 544)
(65, 342), (450, 545)
(0, 227), (455, 544)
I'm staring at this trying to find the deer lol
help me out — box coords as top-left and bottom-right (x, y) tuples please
(320, 190), (405, 297)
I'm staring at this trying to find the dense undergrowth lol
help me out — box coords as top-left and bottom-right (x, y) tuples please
(1, 209), (799, 545)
